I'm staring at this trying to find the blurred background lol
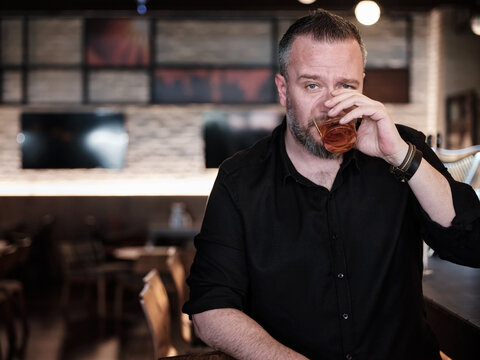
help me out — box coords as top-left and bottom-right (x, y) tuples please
(0, 1), (479, 359)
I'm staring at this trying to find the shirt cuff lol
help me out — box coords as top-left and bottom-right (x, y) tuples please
(182, 286), (245, 316)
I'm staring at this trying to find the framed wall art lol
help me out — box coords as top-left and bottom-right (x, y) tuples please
(154, 68), (275, 104)
(86, 18), (150, 66)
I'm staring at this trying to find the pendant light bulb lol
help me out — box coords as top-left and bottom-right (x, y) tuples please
(471, 15), (480, 36)
(355, 1), (381, 26)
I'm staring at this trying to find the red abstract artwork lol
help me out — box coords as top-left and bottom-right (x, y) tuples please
(86, 19), (150, 66)
(154, 68), (274, 103)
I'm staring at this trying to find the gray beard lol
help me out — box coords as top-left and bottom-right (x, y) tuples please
(286, 97), (340, 160)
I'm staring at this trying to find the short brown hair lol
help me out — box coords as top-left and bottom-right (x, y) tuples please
(278, 8), (367, 78)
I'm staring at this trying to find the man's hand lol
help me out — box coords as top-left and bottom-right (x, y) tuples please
(325, 89), (408, 166)
(325, 88), (455, 227)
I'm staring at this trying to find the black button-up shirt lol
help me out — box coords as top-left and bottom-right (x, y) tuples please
(184, 120), (480, 360)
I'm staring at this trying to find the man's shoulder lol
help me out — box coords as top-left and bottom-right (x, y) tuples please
(219, 135), (275, 176)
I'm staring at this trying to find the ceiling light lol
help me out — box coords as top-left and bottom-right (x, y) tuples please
(137, 0), (147, 15)
(297, 0), (317, 4)
(355, 1), (381, 26)
(471, 15), (480, 36)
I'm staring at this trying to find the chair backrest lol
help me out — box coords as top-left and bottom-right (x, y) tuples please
(14, 237), (31, 265)
(443, 155), (476, 183)
(435, 145), (480, 185)
(167, 253), (186, 312)
(0, 245), (19, 277)
(139, 269), (175, 359)
(167, 252), (194, 343)
(58, 242), (99, 275)
(158, 350), (234, 359)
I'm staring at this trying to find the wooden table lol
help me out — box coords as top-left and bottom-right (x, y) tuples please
(112, 245), (180, 276)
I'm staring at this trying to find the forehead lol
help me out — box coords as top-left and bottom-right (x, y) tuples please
(288, 35), (364, 78)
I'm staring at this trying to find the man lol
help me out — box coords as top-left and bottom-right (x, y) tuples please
(183, 9), (480, 360)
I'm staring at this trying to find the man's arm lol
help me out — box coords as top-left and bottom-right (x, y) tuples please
(326, 89), (456, 227)
(383, 140), (455, 227)
(407, 155), (455, 227)
(193, 308), (309, 360)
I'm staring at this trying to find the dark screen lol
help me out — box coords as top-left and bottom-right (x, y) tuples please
(20, 112), (128, 169)
(203, 111), (282, 168)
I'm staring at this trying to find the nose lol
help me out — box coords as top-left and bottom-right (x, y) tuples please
(326, 88), (335, 101)
(314, 90), (334, 112)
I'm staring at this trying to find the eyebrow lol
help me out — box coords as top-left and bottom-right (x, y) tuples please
(297, 74), (360, 87)
(297, 74), (321, 81)
(338, 78), (361, 87)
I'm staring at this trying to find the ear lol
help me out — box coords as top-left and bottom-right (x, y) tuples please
(275, 73), (287, 107)
(360, 72), (366, 93)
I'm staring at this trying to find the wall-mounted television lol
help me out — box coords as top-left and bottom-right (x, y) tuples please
(203, 110), (283, 168)
(19, 112), (128, 169)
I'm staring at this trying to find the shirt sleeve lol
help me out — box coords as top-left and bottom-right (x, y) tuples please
(182, 169), (248, 315)
(410, 131), (480, 268)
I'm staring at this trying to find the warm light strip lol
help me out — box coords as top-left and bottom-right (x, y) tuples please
(0, 174), (218, 196)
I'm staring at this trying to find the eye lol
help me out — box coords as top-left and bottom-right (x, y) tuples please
(306, 84), (318, 90)
(341, 83), (353, 89)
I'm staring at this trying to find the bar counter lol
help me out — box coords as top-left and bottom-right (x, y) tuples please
(423, 256), (480, 360)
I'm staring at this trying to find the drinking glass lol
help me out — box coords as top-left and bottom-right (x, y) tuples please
(313, 106), (357, 154)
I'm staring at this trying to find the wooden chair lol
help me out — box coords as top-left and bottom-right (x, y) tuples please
(139, 269), (177, 359)
(158, 350), (234, 359)
(114, 246), (176, 319)
(58, 242), (107, 318)
(139, 248), (199, 345)
(58, 241), (129, 318)
(0, 249), (18, 360)
(0, 291), (11, 360)
(167, 252), (196, 344)
(0, 242), (30, 359)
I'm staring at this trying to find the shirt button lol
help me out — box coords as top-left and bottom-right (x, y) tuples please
(337, 273), (344, 279)
(346, 354), (353, 360)
(342, 313), (349, 320)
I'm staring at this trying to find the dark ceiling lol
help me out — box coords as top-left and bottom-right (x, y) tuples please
(0, 0), (478, 14)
